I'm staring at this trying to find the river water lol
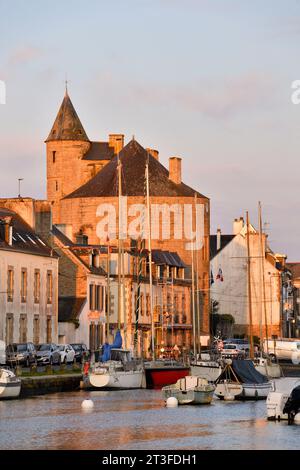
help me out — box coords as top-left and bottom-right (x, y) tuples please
(1, 389), (300, 450)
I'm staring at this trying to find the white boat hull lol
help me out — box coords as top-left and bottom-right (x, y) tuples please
(266, 378), (300, 421)
(190, 363), (222, 382)
(162, 388), (194, 405)
(255, 363), (281, 378)
(215, 381), (272, 400)
(88, 370), (144, 389)
(215, 383), (243, 400)
(0, 369), (21, 399)
(162, 376), (215, 405)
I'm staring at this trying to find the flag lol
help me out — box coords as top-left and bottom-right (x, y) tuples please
(216, 267), (223, 282)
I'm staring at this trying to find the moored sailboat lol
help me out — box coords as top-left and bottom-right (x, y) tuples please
(215, 359), (272, 400)
(86, 154), (145, 390)
(0, 368), (21, 399)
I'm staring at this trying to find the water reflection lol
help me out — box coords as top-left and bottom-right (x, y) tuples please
(1, 390), (300, 450)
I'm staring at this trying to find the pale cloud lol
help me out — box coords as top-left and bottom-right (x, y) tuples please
(8, 46), (43, 67)
(90, 71), (274, 120)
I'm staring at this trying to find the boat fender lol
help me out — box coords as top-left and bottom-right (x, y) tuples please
(81, 399), (94, 410)
(83, 362), (90, 376)
(224, 393), (235, 401)
(166, 397), (178, 408)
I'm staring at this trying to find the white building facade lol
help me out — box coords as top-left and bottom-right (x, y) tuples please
(210, 218), (283, 338)
(0, 210), (58, 346)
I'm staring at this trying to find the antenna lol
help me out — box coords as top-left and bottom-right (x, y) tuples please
(18, 178), (23, 198)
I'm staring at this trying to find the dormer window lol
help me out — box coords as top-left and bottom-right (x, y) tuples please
(76, 233), (88, 245)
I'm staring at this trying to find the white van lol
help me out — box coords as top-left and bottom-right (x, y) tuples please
(263, 338), (300, 363)
(0, 340), (6, 365)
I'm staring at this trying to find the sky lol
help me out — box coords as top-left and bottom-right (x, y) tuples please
(0, 0), (300, 259)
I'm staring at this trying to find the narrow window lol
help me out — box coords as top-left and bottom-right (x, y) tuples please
(7, 268), (14, 302)
(55, 181), (58, 191)
(19, 314), (27, 343)
(89, 284), (95, 310)
(46, 316), (52, 343)
(33, 315), (40, 345)
(95, 285), (99, 311)
(34, 270), (40, 303)
(52, 151), (56, 163)
(46, 271), (53, 304)
(21, 268), (27, 303)
(6, 314), (14, 344)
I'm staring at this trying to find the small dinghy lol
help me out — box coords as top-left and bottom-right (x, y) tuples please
(215, 359), (272, 400)
(267, 378), (300, 422)
(162, 376), (215, 405)
(0, 368), (21, 399)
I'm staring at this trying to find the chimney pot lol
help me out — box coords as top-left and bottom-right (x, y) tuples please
(109, 134), (124, 154)
(1, 216), (13, 245)
(233, 217), (244, 235)
(169, 157), (182, 185)
(146, 148), (159, 161)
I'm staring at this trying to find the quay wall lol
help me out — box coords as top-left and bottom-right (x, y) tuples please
(20, 373), (82, 397)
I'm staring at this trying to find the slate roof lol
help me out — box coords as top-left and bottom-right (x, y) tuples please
(286, 263), (300, 279)
(64, 139), (207, 199)
(82, 142), (115, 161)
(152, 250), (187, 267)
(210, 234), (235, 259)
(51, 225), (106, 276)
(0, 208), (57, 258)
(45, 91), (89, 142)
(58, 297), (86, 322)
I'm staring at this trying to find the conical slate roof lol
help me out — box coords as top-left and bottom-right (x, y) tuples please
(46, 91), (89, 142)
(64, 139), (207, 199)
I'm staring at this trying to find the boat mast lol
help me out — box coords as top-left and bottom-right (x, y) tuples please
(122, 240), (127, 349)
(191, 239), (196, 357)
(258, 201), (269, 355)
(195, 193), (201, 356)
(246, 211), (254, 359)
(145, 157), (155, 359)
(117, 154), (122, 332)
(106, 237), (110, 341)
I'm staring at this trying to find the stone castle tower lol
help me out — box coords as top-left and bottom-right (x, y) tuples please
(45, 89), (124, 223)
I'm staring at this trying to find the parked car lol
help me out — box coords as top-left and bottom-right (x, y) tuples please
(0, 340), (6, 365)
(220, 343), (246, 359)
(58, 344), (76, 364)
(264, 339), (300, 363)
(6, 342), (37, 367)
(36, 343), (61, 365)
(70, 343), (88, 363)
(223, 338), (250, 354)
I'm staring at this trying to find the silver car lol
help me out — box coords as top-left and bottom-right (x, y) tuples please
(36, 343), (61, 365)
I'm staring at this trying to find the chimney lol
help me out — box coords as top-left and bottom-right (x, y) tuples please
(169, 157), (182, 185)
(146, 148), (159, 161)
(109, 134), (124, 154)
(0, 216), (13, 245)
(217, 228), (221, 251)
(233, 217), (244, 235)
